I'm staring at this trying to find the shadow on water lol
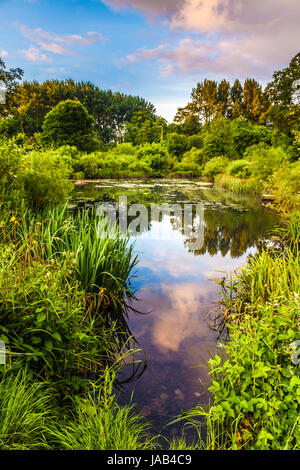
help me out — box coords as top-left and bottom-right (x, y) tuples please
(71, 179), (280, 443)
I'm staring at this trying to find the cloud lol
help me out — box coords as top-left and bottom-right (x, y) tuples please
(0, 50), (8, 58)
(21, 45), (52, 63)
(15, 22), (105, 57)
(125, 0), (300, 79)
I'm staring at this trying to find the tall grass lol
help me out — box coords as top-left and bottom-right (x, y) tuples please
(215, 174), (260, 195)
(49, 369), (157, 450)
(0, 371), (54, 450)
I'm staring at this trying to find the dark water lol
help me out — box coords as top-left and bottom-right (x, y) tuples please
(72, 179), (278, 441)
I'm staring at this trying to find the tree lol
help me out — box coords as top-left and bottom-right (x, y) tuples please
(41, 100), (100, 152)
(167, 133), (188, 159)
(124, 111), (167, 145)
(0, 57), (23, 114)
(175, 79), (219, 125)
(230, 79), (243, 119)
(265, 52), (300, 133)
(6, 79), (156, 143)
(242, 78), (266, 124)
(202, 117), (235, 161)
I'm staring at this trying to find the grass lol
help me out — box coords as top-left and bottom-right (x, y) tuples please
(215, 174), (261, 195)
(0, 371), (54, 450)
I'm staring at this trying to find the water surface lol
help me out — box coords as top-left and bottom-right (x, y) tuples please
(73, 179), (278, 440)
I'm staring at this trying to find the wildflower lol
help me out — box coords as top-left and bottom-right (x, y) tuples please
(63, 220), (68, 225)
(36, 222), (42, 227)
(0, 221), (4, 227)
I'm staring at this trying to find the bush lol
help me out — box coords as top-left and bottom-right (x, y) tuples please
(226, 160), (252, 179)
(137, 143), (169, 172)
(203, 156), (229, 179)
(187, 134), (203, 150)
(41, 100), (101, 152)
(181, 147), (205, 166)
(245, 144), (286, 182)
(0, 140), (23, 205)
(269, 161), (300, 211)
(167, 133), (188, 159)
(76, 154), (101, 179)
(21, 150), (73, 208)
(113, 143), (137, 156)
(231, 120), (272, 157)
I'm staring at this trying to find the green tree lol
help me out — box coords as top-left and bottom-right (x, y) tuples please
(0, 57), (23, 118)
(265, 52), (300, 133)
(6, 79), (156, 143)
(41, 100), (100, 151)
(167, 133), (188, 159)
(202, 117), (235, 160)
(242, 78), (266, 124)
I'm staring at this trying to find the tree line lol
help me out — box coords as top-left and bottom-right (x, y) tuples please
(0, 52), (299, 147)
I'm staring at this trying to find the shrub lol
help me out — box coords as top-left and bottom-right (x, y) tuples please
(268, 161), (300, 211)
(114, 143), (137, 156)
(245, 144), (286, 182)
(167, 133), (188, 159)
(187, 134), (203, 150)
(77, 154), (101, 179)
(203, 156), (229, 179)
(181, 147), (205, 166)
(231, 120), (272, 157)
(226, 160), (252, 179)
(0, 140), (23, 205)
(21, 150), (73, 208)
(137, 143), (169, 172)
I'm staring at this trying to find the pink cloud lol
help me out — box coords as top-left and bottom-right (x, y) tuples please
(15, 23), (105, 57)
(21, 45), (52, 63)
(125, 0), (300, 79)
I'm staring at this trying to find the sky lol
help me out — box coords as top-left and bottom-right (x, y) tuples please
(0, 0), (299, 122)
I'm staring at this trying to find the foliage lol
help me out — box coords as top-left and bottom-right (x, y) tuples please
(167, 133), (188, 159)
(226, 160), (252, 179)
(245, 144), (286, 182)
(21, 150), (73, 208)
(41, 100), (100, 152)
(230, 120), (272, 157)
(124, 111), (167, 146)
(203, 156), (229, 179)
(175, 78), (267, 126)
(50, 370), (156, 450)
(202, 117), (235, 160)
(5, 79), (155, 143)
(268, 161), (300, 212)
(0, 371), (53, 450)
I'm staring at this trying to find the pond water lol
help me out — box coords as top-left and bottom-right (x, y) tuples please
(72, 179), (279, 441)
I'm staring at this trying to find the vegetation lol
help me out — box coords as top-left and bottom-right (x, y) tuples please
(0, 50), (299, 450)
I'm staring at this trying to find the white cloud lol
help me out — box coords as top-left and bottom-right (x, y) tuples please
(15, 22), (105, 56)
(0, 50), (8, 58)
(21, 45), (52, 63)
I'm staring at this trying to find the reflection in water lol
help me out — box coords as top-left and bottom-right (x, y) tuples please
(72, 180), (279, 440)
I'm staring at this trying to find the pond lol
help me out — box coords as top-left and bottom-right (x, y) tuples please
(72, 179), (279, 441)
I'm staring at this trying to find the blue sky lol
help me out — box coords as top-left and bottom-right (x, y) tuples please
(0, 0), (299, 121)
